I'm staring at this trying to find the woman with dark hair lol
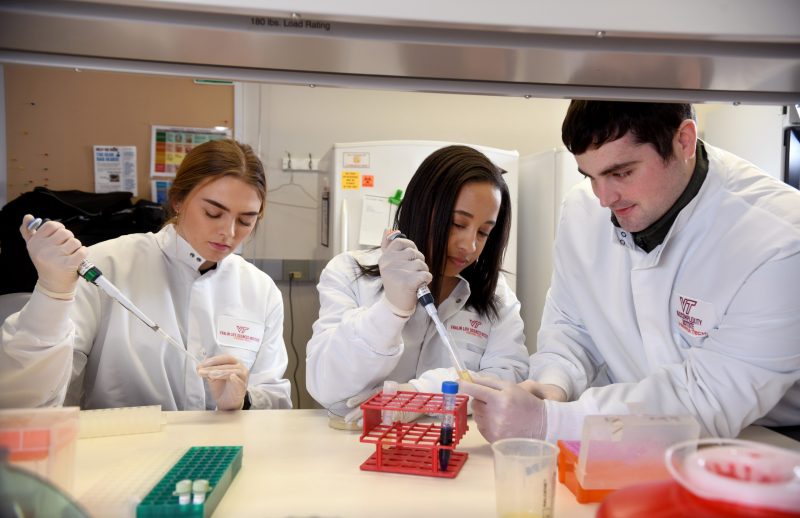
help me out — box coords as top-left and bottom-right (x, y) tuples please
(1, 139), (291, 411)
(307, 145), (529, 427)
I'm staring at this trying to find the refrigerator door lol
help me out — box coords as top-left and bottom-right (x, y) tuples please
(323, 140), (519, 289)
(517, 148), (583, 352)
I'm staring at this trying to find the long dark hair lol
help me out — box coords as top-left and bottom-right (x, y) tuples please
(358, 145), (511, 320)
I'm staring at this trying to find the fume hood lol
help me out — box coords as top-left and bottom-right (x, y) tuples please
(0, 0), (799, 103)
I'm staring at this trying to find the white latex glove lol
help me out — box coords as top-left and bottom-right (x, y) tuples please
(521, 380), (568, 402)
(197, 354), (249, 411)
(341, 382), (420, 428)
(378, 230), (432, 316)
(20, 214), (87, 297)
(459, 375), (547, 443)
(410, 367), (479, 414)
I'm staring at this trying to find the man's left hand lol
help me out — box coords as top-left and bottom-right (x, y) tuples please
(459, 376), (547, 443)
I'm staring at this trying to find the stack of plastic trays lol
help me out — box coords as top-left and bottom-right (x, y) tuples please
(576, 415), (700, 491)
(136, 446), (243, 518)
(0, 407), (79, 494)
(558, 415), (700, 503)
(79, 405), (162, 439)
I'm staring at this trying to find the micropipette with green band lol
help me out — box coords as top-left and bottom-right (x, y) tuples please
(27, 216), (191, 362)
(77, 259), (188, 358)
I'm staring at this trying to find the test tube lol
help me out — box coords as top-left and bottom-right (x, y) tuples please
(382, 380), (399, 425)
(439, 380), (459, 471)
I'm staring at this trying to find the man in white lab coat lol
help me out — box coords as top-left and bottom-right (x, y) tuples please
(461, 101), (800, 442)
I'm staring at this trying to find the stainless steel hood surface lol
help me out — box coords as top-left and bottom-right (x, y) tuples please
(1, 0), (799, 103)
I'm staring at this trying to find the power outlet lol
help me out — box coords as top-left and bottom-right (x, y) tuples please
(282, 259), (310, 281)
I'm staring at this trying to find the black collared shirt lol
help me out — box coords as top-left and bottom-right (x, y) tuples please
(611, 141), (709, 253)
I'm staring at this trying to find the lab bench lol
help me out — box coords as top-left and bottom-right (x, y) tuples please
(70, 410), (799, 517)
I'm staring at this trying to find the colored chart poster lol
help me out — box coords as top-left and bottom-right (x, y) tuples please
(150, 125), (231, 176)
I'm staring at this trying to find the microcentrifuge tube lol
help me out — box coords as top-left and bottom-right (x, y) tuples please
(192, 479), (210, 504)
(174, 479), (192, 505)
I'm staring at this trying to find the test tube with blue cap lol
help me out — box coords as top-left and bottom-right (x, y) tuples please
(26, 216), (191, 362)
(439, 380), (459, 471)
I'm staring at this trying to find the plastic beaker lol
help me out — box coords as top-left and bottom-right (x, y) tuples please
(492, 438), (558, 518)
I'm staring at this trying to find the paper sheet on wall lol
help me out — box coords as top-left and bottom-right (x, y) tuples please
(359, 195), (390, 246)
(94, 145), (137, 195)
(151, 179), (172, 204)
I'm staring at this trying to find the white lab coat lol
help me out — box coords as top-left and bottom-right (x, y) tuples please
(307, 248), (529, 412)
(533, 142), (800, 440)
(0, 224), (292, 410)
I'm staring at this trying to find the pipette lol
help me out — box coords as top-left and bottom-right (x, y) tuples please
(416, 285), (473, 382)
(387, 230), (473, 382)
(26, 217), (191, 362)
(77, 260), (187, 355)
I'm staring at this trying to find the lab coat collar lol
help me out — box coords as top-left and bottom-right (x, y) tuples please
(669, 141), (720, 237)
(643, 142), (722, 266)
(436, 275), (471, 321)
(611, 227), (635, 249)
(611, 140), (714, 265)
(156, 224), (212, 273)
(630, 142), (709, 252)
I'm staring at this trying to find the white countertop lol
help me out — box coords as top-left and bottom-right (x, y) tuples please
(71, 410), (799, 518)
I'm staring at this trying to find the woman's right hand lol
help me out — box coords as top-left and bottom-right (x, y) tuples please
(378, 230), (432, 316)
(20, 214), (87, 297)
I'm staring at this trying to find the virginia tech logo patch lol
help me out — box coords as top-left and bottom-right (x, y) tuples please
(675, 294), (713, 338)
(679, 297), (697, 314)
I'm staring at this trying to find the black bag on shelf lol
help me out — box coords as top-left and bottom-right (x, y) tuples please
(0, 187), (165, 295)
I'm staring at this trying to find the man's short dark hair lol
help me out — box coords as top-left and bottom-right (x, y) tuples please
(561, 101), (695, 162)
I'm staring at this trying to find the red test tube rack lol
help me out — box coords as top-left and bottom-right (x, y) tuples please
(359, 390), (469, 478)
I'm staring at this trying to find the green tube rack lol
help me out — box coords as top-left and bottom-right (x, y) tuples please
(136, 446), (243, 518)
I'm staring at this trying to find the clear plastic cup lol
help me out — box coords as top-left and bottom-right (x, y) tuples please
(492, 438), (558, 518)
